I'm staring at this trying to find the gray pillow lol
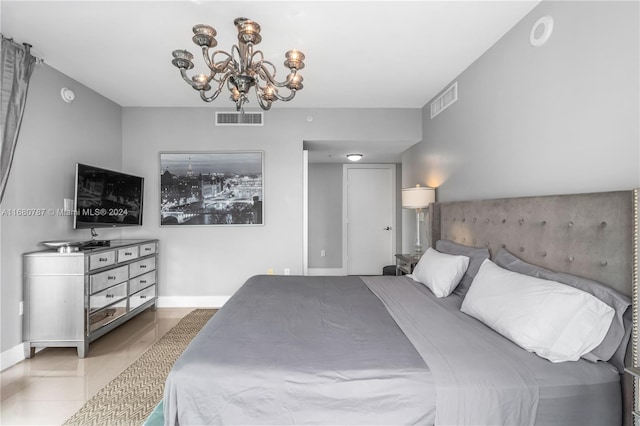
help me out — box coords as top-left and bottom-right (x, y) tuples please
(435, 240), (490, 297)
(494, 248), (631, 373)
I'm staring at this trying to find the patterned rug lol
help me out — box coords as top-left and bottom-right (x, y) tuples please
(63, 309), (216, 426)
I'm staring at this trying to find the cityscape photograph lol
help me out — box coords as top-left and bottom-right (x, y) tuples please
(160, 152), (263, 225)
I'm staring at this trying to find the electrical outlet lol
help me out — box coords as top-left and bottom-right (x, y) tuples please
(267, 268), (274, 275)
(320, 250), (326, 257)
(284, 268), (290, 275)
(19, 301), (23, 316)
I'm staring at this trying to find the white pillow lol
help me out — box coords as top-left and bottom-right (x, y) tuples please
(461, 260), (615, 363)
(408, 247), (469, 297)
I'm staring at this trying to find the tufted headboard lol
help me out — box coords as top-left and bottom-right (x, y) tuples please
(430, 189), (639, 426)
(430, 190), (637, 297)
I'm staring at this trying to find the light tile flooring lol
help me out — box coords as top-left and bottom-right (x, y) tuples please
(0, 307), (193, 426)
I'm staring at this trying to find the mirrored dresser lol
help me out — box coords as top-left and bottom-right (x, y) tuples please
(23, 239), (158, 358)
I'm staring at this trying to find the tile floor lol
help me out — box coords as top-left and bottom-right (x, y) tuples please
(0, 307), (192, 426)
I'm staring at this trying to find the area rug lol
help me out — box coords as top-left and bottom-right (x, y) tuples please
(63, 309), (216, 426)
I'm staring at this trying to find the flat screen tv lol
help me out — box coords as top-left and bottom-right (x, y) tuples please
(74, 163), (144, 229)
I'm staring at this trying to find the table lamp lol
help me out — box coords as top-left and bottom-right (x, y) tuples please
(402, 184), (436, 255)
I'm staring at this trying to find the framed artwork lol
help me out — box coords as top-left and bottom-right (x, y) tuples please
(160, 151), (264, 226)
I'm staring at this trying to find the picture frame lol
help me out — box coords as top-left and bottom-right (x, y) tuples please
(159, 151), (264, 226)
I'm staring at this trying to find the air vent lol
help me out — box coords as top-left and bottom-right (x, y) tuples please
(430, 82), (458, 119)
(215, 112), (264, 126)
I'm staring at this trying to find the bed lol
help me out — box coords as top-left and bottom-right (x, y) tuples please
(163, 189), (638, 425)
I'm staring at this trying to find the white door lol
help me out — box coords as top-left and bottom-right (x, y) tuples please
(344, 165), (396, 275)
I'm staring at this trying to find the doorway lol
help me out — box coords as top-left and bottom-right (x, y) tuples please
(343, 164), (396, 275)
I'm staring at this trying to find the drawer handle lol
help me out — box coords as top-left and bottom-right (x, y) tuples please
(140, 265), (147, 269)
(140, 295), (147, 299)
(124, 252), (133, 256)
(144, 247), (152, 252)
(106, 294), (114, 299)
(107, 275), (116, 280)
(140, 280), (147, 284)
(99, 257), (108, 262)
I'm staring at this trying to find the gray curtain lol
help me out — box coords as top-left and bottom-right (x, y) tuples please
(0, 36), (36, 204)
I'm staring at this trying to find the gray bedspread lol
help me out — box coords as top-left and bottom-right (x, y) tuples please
(164, 274), (622, 426)
(164, 275), (435, 425)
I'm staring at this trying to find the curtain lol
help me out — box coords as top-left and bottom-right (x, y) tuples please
(0, 36), (36, 204)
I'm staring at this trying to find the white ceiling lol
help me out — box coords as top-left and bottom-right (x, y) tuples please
(1, 0), (540, 162)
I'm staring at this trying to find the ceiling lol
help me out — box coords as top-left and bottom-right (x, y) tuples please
(2, 0), (540, 162)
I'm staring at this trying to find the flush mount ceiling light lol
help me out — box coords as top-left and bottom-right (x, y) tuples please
(346, 154), (363, 162)
(171, 18), (305, 111)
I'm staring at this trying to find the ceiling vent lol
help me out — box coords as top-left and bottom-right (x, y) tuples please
(430, 82), (458, 119)
(215, 112), (264, 126)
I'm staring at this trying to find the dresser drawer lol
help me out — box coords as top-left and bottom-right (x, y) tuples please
(117, 246), (139, 263)
(88, 251), (116, 271)
(129, 285), (156, 311)
(90, 265), (128, 294)
(129, 257), (156, 278)
(89, 282), (127, 312)
(139, 242), (157, 257)
(129, 271), (156, 295)
(88, 302), (127, 333)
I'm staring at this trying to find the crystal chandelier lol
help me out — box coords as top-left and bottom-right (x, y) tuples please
(171, 18), (305, 111)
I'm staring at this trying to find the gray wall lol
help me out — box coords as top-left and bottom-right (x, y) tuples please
(121, 108), (421, 298)
(308, 163), (343, 268)
(403, 1), (639, 208)
(0, 65), (123, 352)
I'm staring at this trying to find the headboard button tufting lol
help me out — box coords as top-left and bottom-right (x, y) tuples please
(541, 251), (547, 257)
(519, 247), (525, 252)
(568, 221), (574, 228)
(600, 221), (607, 228)
(567, 256), (575, 262)
(601, 260), (608, 266)
(541, 220), (547, 226)
(519, 219), (524, 225)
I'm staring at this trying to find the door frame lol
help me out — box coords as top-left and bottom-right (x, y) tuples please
(302, 150), (309, 276)
(342, 163), (397, 275)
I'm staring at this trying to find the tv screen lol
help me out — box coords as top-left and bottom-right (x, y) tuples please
(74, 163), (144, 229)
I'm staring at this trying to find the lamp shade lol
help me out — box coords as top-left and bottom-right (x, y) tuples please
(402, 185), (435, 209)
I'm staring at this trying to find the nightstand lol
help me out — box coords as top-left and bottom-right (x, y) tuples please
(395, 254), (420, 276)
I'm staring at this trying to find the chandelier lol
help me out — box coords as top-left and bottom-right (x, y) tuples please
(171, 18), (305, 111)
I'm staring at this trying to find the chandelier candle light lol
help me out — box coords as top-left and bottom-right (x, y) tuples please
(171, 18), (305, 111)
(402, 185), (436, 255)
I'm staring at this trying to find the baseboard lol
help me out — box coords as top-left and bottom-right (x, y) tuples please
(1, 343), (27, 371)
(306, 268), (347, 276)
(1, 296), (230, 372)
(156, 296), (230, 308)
